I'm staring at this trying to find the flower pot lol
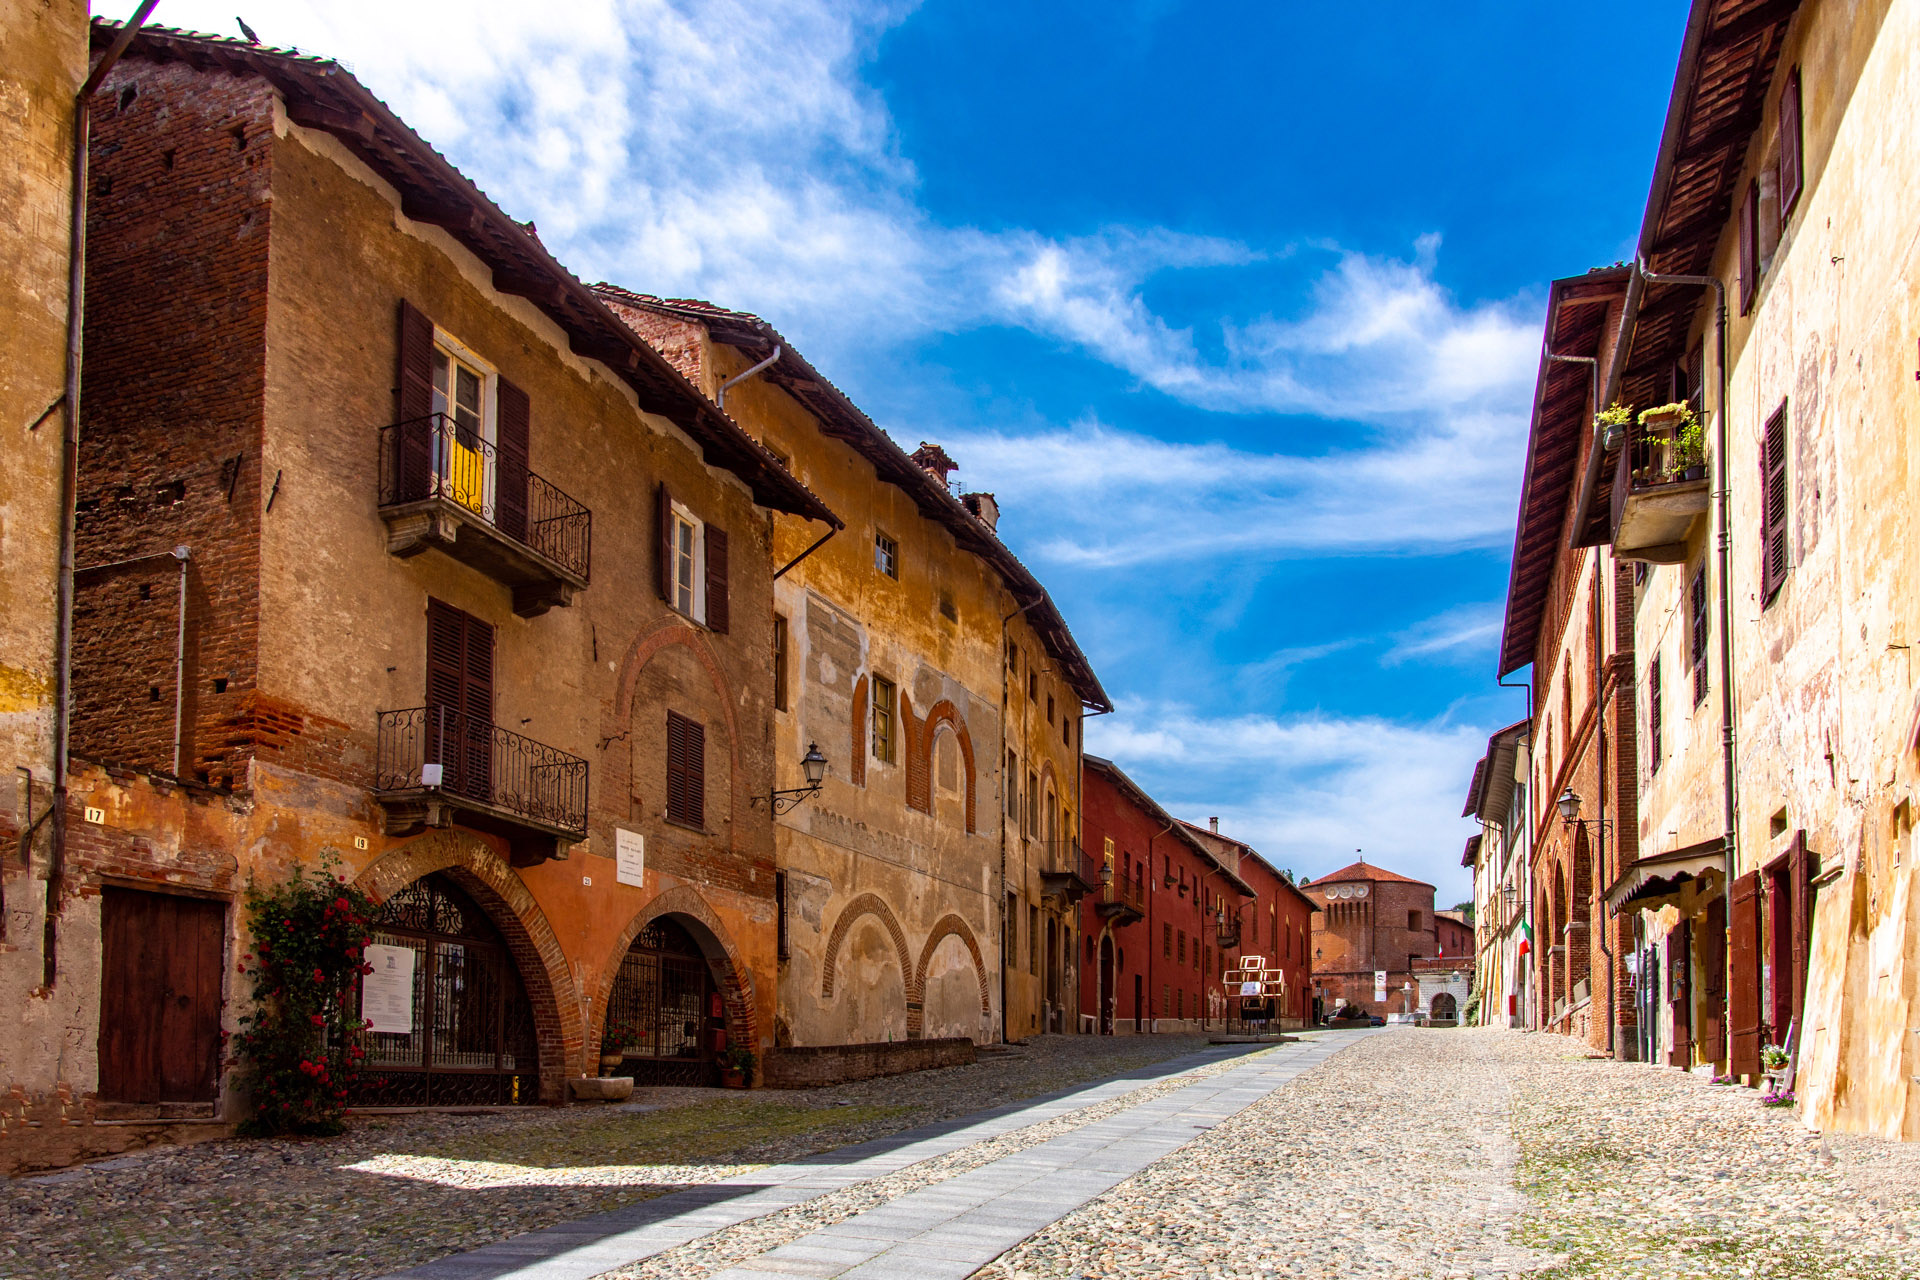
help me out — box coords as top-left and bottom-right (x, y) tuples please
(600, 1053), (626, 1072)
(1682, 465), (1705, 481)
(720, 1068), (747, 1089)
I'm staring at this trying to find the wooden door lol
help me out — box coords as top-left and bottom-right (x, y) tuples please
(99, 888), (225, 1103)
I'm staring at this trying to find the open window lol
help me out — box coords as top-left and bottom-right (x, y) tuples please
(655, 482), (729, 632)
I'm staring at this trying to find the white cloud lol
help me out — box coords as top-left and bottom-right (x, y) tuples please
(155, 0), (1538, 425)
(1381, 603), (1505, 667)
(1087, 702), (1484, 901)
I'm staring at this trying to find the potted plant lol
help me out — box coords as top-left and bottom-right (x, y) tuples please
(718, 1043), (756, 1088)
(1596, 402), (1633, 452)
(599, 1019), (634, 1074)
(1760, 1042), (1791, 1092)
(1639, 402), (1705, 481)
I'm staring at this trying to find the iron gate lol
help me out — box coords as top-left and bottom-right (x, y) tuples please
(348, 874), (539, 1106)
(605, 917), (721, 1087)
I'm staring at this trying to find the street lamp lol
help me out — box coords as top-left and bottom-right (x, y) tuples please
(771, 742), (828, 815)
(1556, 788), (1613, 834)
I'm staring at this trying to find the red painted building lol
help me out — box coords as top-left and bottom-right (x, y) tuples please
(1077, 756), (1316, 1031)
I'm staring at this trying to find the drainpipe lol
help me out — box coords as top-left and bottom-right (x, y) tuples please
(716, 344), (781, 412)
(48, 0), (162, 987)
(169, 545), (191, 775)
(1638, 260), (1738, 1020)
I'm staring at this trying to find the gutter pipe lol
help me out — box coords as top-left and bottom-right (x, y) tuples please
(716, 344), (781, 411)
(49, 0), (162, 987)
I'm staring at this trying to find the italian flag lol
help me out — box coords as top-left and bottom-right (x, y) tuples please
(1517, 920), (1534, 958)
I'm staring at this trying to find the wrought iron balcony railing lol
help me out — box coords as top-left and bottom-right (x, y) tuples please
(1040, 841), (1102, 901)
(378, 414), (592, 604)
(374, 705), (588, 841)
(1096, 869), (1147, 921)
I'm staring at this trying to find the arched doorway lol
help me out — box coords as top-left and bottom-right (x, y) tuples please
(605, 916), (725, 1086)
(1431, 991), (1459, 1022)
(351, 873), (539, 1106)
(1098, 935), (1115, 1035)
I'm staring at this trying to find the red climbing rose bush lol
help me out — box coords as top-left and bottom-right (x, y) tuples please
(232, 855), (379, 1136)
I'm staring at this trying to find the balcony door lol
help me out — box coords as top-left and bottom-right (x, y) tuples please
(426, 599), (494, 802)
(431, 344), (492, 517)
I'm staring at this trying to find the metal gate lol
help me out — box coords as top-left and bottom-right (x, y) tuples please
(348, 873), (539, 1106)
(605, 917), (722, 1086)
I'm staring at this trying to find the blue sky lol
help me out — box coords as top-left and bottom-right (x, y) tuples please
(162, 0), (1685, 900)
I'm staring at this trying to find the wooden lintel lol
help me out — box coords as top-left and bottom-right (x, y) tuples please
(285, 100), (375, 142)
(493, 269), (567, 308)
(400, 193), (477, 234)
(568, 332), (638, 371)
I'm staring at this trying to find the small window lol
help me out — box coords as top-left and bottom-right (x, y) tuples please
(870, 676), (896, 763)
(1027, 669), (1037, 701)
(772, 614), (789, 713)
(1164, 922), (1173, 959)
(1006, 641), (1019, 673)
(1688, 567), (1709, 706)
(938, 592), (957, 623)
(1177, 930), (1186, 963)
(670, 505), (705, 621)
(1408, 910), (1421, 932)
(1739, 179), (1760, 315)
(1649, 658), (1663, 775)
(1026, 770), (1039, 837)
(874, 531), (898, 579)
(1006, 750), (1019, 818)
(1103, 836), (1114, 866)
(1760, 403), (1790, 603)
(666, 710), (706, 828)
(1046, 693), (1055, 725)
(775, 871), (789, 960)
(1778, 66), (1804, 219)
(1029, 904), (1039, 975)
(1062, 713), (1072, 747)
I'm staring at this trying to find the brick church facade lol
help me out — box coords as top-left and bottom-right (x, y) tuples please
(1303, 860), (1472, 1020)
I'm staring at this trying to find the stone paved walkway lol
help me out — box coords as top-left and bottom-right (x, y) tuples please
(374, 1033), (1364, 1280)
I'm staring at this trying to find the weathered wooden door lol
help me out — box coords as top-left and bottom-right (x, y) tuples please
(98, 888), (225, 1103)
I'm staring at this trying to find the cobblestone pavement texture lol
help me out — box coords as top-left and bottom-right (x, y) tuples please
(0, 1035), (1212, 1280)
(982, 1028), (1920, 1280)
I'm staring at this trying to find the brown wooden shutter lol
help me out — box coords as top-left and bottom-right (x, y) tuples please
(665, 711), (705, 828)
(1728, 870), (1762, 1076)
(426, 598), (493, 799)
(1667, 918), (1692, 1067)
(1761, 405), (1790, 601)
(462, 610), (494, 801)
(495, 376), (530, 544)
(395, 300), (437, 501)
(1700, 895), (1728, 1062)
(1739, 180), (1760, 314)
(704, 524), (729, 634)
(1778, 67), (1803, 218)
(1788, 829), (1811, 1040)
(656, 481), (674, 603)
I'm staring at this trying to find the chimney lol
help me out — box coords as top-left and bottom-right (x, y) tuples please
(910, 442), (958, 489)
(1209, 816), (1219, 833)
(961, 491), (1000, 532)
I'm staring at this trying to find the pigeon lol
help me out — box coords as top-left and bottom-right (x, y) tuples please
(236, 16), (261, 44)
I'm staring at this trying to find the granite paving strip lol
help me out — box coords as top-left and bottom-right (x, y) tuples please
(371, 1038), (1343, 1280)
(697, 1034), (1363, 1280)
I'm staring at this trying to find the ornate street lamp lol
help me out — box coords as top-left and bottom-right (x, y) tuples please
(771, 742), (828, 815)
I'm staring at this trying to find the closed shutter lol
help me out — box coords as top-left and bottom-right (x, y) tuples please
(704, 524), (729, 634)
(1761, 405), (1790, 601)
(1778, 67), (1803, 217)
(656, 481), (674, 602)
(1667, 919), (1692, 1067)
(1739, 180), (1760, 315)
(426, 599), (494, 800)
(1788, 829), (1811, 1039)
(495, 376), (530, 543)
(1689, 567), (1709, 705)
(395, 300), (437, 501)
(1729, 870), (1761, 1077)
(666, 711), (705, 828)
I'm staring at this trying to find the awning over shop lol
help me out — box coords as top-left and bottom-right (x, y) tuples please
(1606, 838), (1726, 911)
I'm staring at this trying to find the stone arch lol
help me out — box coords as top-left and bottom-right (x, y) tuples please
(1039, 759), (1060, 843)
(354, 829), (583, 1098)
(1431, 991), (1458, 1021)
(590, 884), (759, 1058)
(914, 700), (977, 832)
(911, 912), (991, 1039)
(821, 892), (912, 1000)
(606, 621), (745, 852)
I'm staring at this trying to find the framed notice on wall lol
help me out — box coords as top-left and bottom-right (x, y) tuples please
(616, 828), (645, 887)
(363, 943), (416, 1034)
(1374, 970), (1388, 1003)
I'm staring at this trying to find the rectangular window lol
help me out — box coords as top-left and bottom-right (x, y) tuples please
(1778, 66), (1803, 218)
(1006, 751), (1019, 819)
(1063, 713), (1072, 747)
(1177, 930), (1186, 963)
(1026, 770), (1039, 838)
(1409, 910), (1422, 931)
(1689, 567), (1709, 706)
(1164, 922), (1173, 959)
(772, 614), (789, 713)
(1761, 403), (1790, 603)
(1648, 659), (1663, 776)
(666, 710), (706, 828)
(1739, 178), (1760, 315)
(871, 676), (896, 763)
(672, 508), (702, 620)
(1045, 693), (1055, 725)
(1029, 905), (1039, 975)
(775, 871), (789, 960)
(1007, 640), (1019, 674)
(873, 531), (898, 579)
(1027, 669), (1037, 701)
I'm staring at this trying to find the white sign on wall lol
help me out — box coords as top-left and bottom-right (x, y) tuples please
(1374, 969), (1388, 1003)
(615, 828), (646, 888)
(362, 943), (416, 1034)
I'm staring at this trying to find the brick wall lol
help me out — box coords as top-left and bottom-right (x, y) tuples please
(762, 1036), (975, 1088)
(72, 62), (272, 786)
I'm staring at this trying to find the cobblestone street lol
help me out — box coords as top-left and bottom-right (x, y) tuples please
(10, 1029), (1920, 1279)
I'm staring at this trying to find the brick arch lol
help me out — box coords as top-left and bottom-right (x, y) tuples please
(606, 621), (746, 852)
(354, 829), (584, 1098)
(821, 891), (912, 1009)
(910, 700), (977, 832)
(912, 912), (991, 1035)
(589, 884), (759, 1059)
(1038, 758), (1060, 839)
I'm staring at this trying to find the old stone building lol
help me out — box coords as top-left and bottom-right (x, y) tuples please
(1303, 859), (1468, 1020)
(592, 291), (1109, 1049)
(1497, 264), (1643, 1058)
(1585, 0), (1915, 1129)
(1463, 720), (1533, 1028)
(0, 23), (840, 1175)
(1180, 819), (1317, 1028)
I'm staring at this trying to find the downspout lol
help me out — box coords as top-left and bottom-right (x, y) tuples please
(170, 545), (191, 775)
(49, 0), (162, 987)
(715, 344), (781, 412)
(1639, 259), (1738, 1047)
(999, 595), (1043, 1043)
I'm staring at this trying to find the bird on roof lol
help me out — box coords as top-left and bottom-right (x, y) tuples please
(236, 16), (261, 44)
